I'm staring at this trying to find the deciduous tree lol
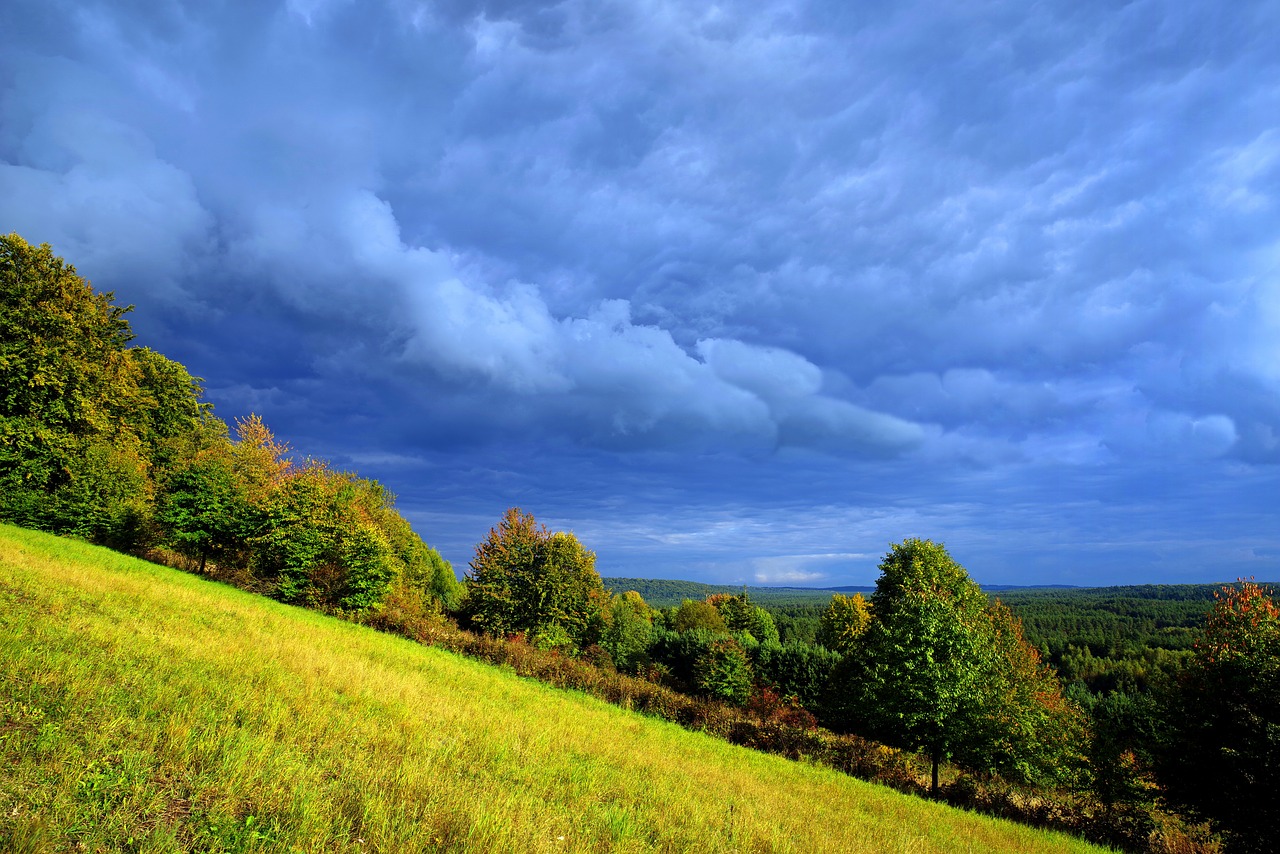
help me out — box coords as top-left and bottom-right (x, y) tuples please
(1159, 580), (1280, 853)
(817, 592), (871, 653)
(844, 539), (1084, 794)
(464, 508), (607, 651)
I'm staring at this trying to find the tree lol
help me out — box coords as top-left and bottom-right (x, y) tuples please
(817, 592), (871, 653)
(848, 539), (990, 794)
(709, 592), (780, 645)
(694, 637), (754, 705)
(845, 539), (1084, 794)
(154, 440), (244, 573)
(672, 599), (728, 634)
(464, 508), (607, 651)
(1159, 580), (1280, 854)
(0, 234), (151, 539)
(602, 591), (655, 673)
(0, 234), (208, 546)
(959, 599), (1087, 786)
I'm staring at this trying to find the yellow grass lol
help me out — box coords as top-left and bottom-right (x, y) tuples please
(0, 524), (1110, 852)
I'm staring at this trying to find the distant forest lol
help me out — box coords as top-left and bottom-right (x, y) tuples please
(608, 577), (1245, 693)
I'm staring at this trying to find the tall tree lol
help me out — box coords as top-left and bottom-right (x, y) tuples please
(845, 539), (1084, 793)
(850, 539), (990, 794)
(0, 234), (204, 543)
(1159, 580), (1280, 854)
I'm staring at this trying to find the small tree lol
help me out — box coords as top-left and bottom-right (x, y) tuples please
(672, 599), (729, 634)
(155, 444), (245, 573)
(464, 508), (607, 651)
(710, 592), (780, 645)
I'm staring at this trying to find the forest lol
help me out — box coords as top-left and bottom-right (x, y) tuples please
(3, 233), (1278, 854)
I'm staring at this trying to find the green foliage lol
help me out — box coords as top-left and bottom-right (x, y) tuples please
(127, 346), (208, 458)
(817, 592), (871, 653)
(709, 592), (780, 645)
(1159, 580), (1280, 853)
(464, 508), (607, 650)
(751, 641), (841, 718)
(996, 585), (1217, 694)
(847, 539), (1085, 793)
(693, 637), (754, 706)
(602, 590), (655, 673)
(848, 539), (991, 792)
(155, 439), (245, 572)
(1087, 691), (1162, 814)
(0, 234), (189, 542)
(959, 600), (1088, 787)
(672, 599), (729, 634)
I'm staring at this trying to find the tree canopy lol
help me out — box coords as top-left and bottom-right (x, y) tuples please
(843, 539), (1085, 793)
(1159, 580), (1280, 853)
(0, 233), (202, 541)
(464, 507), (607, 650)
(1, 233), (457, 614)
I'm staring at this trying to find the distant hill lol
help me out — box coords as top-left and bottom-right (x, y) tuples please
(602, 577), (875, 608)
(603, 576), (1089, 608)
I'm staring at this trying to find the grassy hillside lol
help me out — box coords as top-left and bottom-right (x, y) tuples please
(0, 525), (1106, 853)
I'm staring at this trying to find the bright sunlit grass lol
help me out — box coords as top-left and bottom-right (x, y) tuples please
(0, 524), (1108, 852)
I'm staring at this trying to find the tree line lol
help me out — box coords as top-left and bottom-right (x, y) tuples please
(0, 233), (461, 615)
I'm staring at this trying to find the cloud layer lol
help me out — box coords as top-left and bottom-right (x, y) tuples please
(3, 0), (1278, 583)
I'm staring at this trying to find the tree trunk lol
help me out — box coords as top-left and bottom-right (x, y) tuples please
(931, 746), (940, 796)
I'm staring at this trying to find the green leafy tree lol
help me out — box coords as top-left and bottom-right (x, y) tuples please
(849, 539), (990, 794)
(959, 599), (1088, 786)
(0, 235), (214, 546)
(694, 637), (754, 706)
(672, 599), (729, 634)
(845, 538), (1083, 794)
(817, 592), (871, 653)
(464, 508), (607, 650)
(752, 641), (841, 719)
(602, 590), (655, 673)
(154, 441), (245, 573)
(710, 592), (780, 645)
(1159, 580), (1280, 854)
(0, 234), (165, 541)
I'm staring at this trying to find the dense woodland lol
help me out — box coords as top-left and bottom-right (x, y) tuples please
(4, 233), (1279, 853)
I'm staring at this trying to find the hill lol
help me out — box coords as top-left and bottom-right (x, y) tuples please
(602, 577), (874, 609)
(0, 524), (1104, 853)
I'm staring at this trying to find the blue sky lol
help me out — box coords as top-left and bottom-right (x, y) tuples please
(3, 1), (1278, 586)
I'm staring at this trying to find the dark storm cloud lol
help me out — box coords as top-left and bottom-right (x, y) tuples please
(2, 0), (1278, 582)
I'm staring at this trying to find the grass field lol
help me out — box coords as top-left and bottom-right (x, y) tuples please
(0, 524), (1109, 853)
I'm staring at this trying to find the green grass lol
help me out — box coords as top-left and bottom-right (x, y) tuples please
(0, 524), (1109, 853)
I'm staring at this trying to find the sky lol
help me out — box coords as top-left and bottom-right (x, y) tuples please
(2, 1), (1278, 587)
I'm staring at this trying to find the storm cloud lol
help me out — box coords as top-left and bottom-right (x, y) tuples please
(3, 0), (1278, 584)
